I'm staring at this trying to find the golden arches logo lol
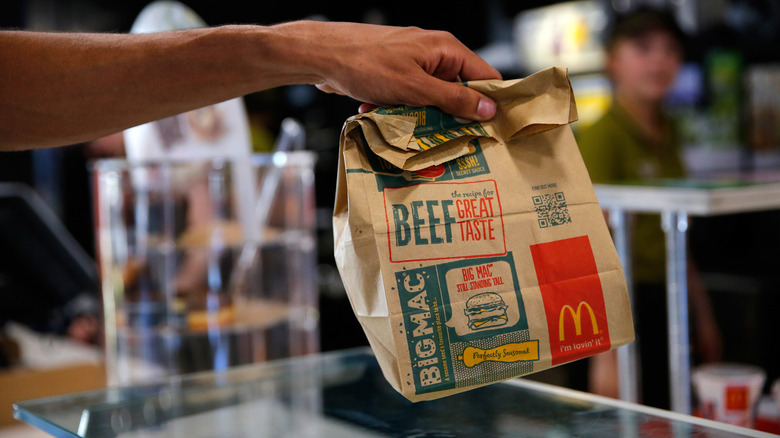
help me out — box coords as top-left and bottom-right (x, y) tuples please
(726, 386), (749, 410)
(558, 301), (599, 341)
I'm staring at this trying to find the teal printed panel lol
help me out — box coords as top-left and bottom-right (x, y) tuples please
(397, 252), (536, 395)
(356, 131), (490, 191)
(374, 105), (488, 149)
(396, 265), (456, 394)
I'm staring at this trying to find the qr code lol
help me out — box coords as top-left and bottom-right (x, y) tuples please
(533, 192), (572, 228)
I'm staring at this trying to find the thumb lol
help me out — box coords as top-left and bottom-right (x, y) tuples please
(420, 78), (497, 121)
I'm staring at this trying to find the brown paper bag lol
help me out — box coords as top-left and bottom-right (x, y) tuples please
(333, 67), (633, 402)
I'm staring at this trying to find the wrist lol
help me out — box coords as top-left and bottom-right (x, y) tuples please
(253, 21), (332, 87)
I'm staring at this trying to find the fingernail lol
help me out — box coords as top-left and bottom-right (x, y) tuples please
(477, 98), (496, 120)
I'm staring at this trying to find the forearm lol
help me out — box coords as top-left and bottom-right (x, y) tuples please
(687, 257), (723, 362)
(687, 259), (715, 325)
(0, 24), (323, 150)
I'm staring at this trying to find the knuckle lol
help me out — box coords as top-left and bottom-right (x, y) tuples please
(406, 27), (455, 43)
(434, 29), (459, 44)
(447, 85), (472, 106)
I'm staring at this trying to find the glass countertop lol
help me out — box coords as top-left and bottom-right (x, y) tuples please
(592, 181), (780, 215)
(14, 348), (773, 437)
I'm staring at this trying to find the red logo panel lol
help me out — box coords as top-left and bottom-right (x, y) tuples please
(725, 386), (749, 410)
(531, 236), (611, 365)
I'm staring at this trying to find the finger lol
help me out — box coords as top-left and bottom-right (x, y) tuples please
(315, 83), (345, 96)
(420, 77), (496, 121)
(359, 103), (377, 113)
(457, 51), (502, 82)
(433, 34), (502, 82)
(423, 31), (502, 83)
(315, 83), (332, 93)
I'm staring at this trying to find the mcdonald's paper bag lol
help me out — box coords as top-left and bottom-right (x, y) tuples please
(333, 67), (634, 402)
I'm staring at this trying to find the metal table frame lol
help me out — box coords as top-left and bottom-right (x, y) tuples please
(594, 182), (780, 414)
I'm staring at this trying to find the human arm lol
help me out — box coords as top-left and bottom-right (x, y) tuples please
(687, 258), (723, 363)
(588, 349), (619, 398)
(0, 21), (500, 150)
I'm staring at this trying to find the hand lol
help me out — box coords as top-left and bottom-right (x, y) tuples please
(688, 260), (724, 363)
(283, 22), (501, 121)
(83, 132), (125, 158)
(695, 320), (724, 363)
(358, 103), (376, 113)
(67, 314), (100, 345)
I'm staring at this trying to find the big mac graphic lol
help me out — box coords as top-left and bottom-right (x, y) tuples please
(463, 292), (508, 330)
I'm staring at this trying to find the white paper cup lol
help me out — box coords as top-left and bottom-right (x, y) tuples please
(693, 363), (766, 428)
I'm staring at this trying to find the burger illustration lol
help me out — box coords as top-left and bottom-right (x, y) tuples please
(464, 292), (509, 330)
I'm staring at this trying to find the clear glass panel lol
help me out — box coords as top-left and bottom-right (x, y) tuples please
(90, 152), (319, 386)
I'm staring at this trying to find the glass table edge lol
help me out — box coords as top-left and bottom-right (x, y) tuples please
(13, 406), (79, 438)
(504, 378), (777, 438)
(13, 348), (357, 408)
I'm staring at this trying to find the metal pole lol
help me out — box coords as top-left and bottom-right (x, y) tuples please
(609, 209), (640, 404)
(662, 211), (692, 414)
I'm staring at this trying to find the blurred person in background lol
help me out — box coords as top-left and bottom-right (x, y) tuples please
(576, 7), (723, 409)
